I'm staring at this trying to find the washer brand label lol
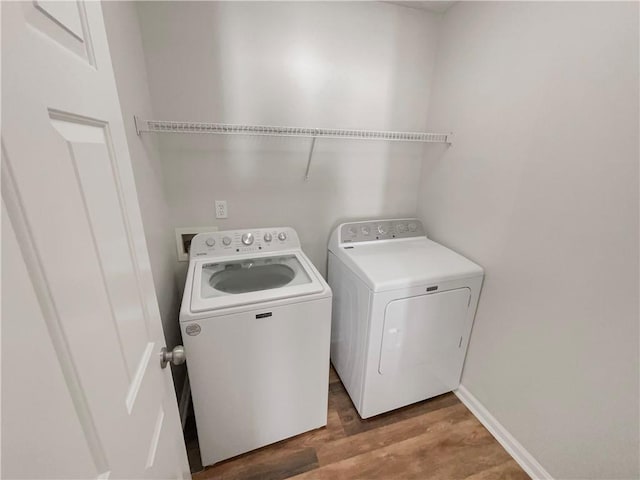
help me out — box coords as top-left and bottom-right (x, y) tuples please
(185, 324), (201, 336)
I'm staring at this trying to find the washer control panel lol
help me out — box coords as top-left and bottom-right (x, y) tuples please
(340, 218), (425, 244)
(190, 227), (300, 259)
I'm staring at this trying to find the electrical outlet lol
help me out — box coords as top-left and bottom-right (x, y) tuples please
(215, 200), (228, 219)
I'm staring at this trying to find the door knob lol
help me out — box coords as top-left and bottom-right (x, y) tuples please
(160, 345), (186, 369)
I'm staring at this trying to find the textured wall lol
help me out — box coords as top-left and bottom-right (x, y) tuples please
(417, 2), (639, 478)
(136, 1), (442, 288)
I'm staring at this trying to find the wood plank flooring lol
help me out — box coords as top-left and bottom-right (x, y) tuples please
(187, 367), (529, 480)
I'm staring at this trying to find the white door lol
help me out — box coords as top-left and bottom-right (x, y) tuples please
(1, 1), (190, 479)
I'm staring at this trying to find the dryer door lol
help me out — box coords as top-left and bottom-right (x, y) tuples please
(379, 288), (471, 386)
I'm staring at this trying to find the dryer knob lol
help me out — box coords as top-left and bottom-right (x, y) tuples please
(222, 236), (232, 246)
(264, 232), (273, 242)
(396, 224), (407, 233)
(241, 233), (254, 245)
(408, 223), (417, 232)
(205, 238), (215, 247)
(377, 224), (388, 235)
(278, 232), (287, 241)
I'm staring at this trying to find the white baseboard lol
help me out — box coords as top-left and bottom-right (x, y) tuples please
(178, 375), (191, 431)
(454, 385), (553, 480)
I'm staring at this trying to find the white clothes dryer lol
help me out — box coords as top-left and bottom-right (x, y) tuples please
(181, 227), (331, 466)
(328, 218), (483, 419)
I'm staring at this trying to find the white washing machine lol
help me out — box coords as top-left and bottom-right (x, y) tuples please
(180, 227), (331, 466)
(328, 218), (483, 419)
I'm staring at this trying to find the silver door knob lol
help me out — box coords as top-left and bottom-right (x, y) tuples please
(160, 345), (186, 369)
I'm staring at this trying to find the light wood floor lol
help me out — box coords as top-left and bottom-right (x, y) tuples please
(186, 367), (529, 480)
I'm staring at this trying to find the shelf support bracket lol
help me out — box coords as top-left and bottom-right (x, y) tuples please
(304, 136), (317, 181)
(134, 115), (142, 136)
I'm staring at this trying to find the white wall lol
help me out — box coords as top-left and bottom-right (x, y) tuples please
(418, 2), (639, 478)
(135, 1), (441, 283)
(101, 2), (185, 391)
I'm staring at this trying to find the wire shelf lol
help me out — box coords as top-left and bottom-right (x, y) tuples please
(133, 116), (452, 181)
(134, 117), (451, 144)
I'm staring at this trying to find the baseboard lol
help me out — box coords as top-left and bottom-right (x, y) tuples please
(178, 375), (191, 431)
(454, 385), (553, 480)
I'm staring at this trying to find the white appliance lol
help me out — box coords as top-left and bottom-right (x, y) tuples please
(180, 227), (331, 466)
(328, 218), (483, 419)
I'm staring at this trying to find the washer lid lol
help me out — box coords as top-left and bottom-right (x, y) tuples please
(337, 237), (484, 292)
(190, 251), (325, 312)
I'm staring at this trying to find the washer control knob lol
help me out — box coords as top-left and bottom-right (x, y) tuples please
(377, 224), (388, 235)
(264, 232), (273, 242)
(361, 226), (371, 235)
(205, 237), (216, 247)
(278, 232), (287, 241)
(348, 227), (357, 235)
(241, 233), (254, 245)
(396, 224), (407, 233)
(408, 223), (417, 232)
(222, 236), (232, 246)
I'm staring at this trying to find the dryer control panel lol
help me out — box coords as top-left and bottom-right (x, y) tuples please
(338, 218), (425, 244)
(190, 227), (300, 259)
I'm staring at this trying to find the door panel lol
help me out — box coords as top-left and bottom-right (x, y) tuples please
(1, 1), (189, 478)
(50, 114), (150, 376)
(25, 1), (96, 65)
(379, 288), (471, 381)
(1, 199), (102, 479)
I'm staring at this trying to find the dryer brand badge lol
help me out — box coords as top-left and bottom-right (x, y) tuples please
(185, 324), (201, 336)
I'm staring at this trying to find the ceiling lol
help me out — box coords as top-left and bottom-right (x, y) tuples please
(389, 1), (456, 14)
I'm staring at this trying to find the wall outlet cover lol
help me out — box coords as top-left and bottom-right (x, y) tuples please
(215, 200), (228, 219)
(175, 226), (219, 262)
